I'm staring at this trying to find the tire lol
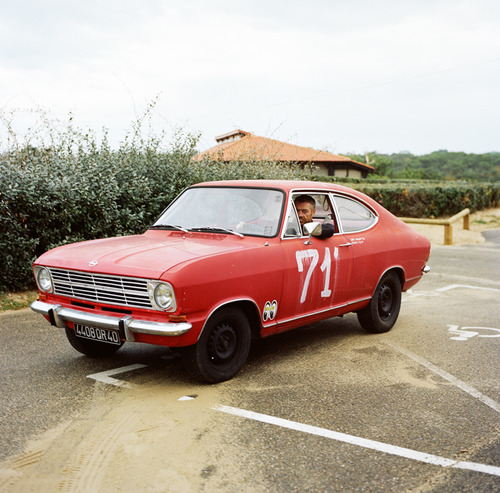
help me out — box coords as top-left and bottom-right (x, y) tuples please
(183, 307), (251, 383)
(357, 271), (402, 334)
(65, 326), (124, 357)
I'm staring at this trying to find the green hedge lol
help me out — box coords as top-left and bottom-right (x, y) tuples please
(353, 181), (500, 217)
(311, 176), (500, 217)
(0, 134), (305, 292)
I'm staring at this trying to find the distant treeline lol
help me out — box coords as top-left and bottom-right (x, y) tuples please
(347, 150), (500, 181)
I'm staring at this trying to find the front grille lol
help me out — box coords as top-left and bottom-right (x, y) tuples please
(48, 268), (153, 309)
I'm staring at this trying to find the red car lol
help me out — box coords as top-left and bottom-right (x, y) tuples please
(31, 180), (430, 383)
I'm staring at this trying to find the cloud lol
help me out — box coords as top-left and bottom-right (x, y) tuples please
(1, 0), (499, 153)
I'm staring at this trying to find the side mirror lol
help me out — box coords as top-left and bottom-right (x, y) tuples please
(303, 222), (322, 244)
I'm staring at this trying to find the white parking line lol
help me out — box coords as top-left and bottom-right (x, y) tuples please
(213, 405), (500, 478)
(87, 364), (147, 388)
(437, 284), (500, 293)
(387, 343), (500, 413)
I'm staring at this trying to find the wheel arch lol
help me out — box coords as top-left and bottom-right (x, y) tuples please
(378, 266), (405, 292)
(357, 267), (404, 334)
(198, 299), (262, 342)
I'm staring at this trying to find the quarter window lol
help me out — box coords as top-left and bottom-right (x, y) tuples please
(334, 195), (376, 233)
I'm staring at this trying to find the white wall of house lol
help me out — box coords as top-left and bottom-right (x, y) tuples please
(304, 163), (365, 178)
(333, 168), (363, 178)
(315, 163), (329, 176)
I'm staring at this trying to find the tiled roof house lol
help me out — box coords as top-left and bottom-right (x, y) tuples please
(193, 129), (374, 178)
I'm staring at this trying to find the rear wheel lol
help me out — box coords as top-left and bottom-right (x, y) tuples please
(65, 327), (124, 357)
(183, 307), (251, 383)
(357, 271), (402, 333)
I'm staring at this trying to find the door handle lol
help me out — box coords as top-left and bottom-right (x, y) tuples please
(339, 243), (352, 247)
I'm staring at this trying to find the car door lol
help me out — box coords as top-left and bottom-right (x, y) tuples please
(276, 192), (354, 331)
(332, 193), (379, 302)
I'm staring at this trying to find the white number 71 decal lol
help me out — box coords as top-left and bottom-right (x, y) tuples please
(296, 247), (332, 303)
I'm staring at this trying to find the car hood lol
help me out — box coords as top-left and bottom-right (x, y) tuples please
(35, 230), (258, 279)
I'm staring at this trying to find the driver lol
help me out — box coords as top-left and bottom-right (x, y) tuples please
(294, 195), (334, 239)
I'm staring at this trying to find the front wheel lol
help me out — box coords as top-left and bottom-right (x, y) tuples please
(183, 308), (251, 383)
(65, 327), (124, 357)
(357, 271), (402, 334)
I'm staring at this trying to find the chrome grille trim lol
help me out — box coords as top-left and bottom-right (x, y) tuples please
(48, 268), (153, 309)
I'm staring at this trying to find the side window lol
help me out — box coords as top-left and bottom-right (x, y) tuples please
(311, 194), (335, 225)
(334, 195), (376, 233)
(285, 193), (337, 237)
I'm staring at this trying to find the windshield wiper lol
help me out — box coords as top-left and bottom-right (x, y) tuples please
(189, 227), (244, 238)
(150, 224), (189, 233)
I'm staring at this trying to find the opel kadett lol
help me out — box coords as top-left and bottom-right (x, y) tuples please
(31, 180), (431, 382)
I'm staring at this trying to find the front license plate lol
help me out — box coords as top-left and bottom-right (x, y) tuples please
(74, 324), (121, 345)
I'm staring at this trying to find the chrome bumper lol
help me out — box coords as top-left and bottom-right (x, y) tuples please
(30, 300), (191, 342)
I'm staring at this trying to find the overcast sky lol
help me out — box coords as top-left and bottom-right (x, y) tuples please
(1, 0), (499, 155)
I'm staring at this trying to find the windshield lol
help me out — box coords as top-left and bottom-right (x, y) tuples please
(151, 186), (285, 237)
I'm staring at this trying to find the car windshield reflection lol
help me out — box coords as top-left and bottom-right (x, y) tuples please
(151, 187), (285, 237)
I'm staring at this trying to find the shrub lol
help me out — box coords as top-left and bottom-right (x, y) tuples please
(309, 176), (500, 216)
(0, 110), (307, 291)
(352, 181), (500, 217)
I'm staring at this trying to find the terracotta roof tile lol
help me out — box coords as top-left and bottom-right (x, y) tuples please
(193, 131), (373, 170)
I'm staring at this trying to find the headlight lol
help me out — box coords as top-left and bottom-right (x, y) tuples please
(148, 281), (176, 311)
(35, 267), (53, 293)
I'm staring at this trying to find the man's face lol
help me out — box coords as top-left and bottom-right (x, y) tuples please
(295, 201), (315, 226)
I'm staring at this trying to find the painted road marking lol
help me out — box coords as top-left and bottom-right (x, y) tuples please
(448, 324), (500, 341)
(403, 290), (440, 299)
(387, 343), (500, 413)
(213, 405), (500, 478)
(437, 284), (500, 293)
(87, 364), (147, 388)
(405, 283), (500, 299)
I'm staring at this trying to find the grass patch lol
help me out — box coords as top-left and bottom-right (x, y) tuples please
(0, 291), (39, 312)
(470, 208), (500, 230)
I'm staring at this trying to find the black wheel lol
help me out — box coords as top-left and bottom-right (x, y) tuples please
(65, 327), (124, 357)
(357, 271), (402, 334)
(183, 307), (251, 383)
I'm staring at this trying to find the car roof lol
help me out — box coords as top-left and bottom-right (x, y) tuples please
(191, 180), (383, 216)
(190, 179), (358, 195)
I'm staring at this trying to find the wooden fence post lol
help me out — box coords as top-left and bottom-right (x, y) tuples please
(463, 214), (470, 230)
(444, 224), (452, 245)
(399, 208), (470, 246)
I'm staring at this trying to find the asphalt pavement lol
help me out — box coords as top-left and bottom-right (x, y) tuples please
(0, 231), (499, 492)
